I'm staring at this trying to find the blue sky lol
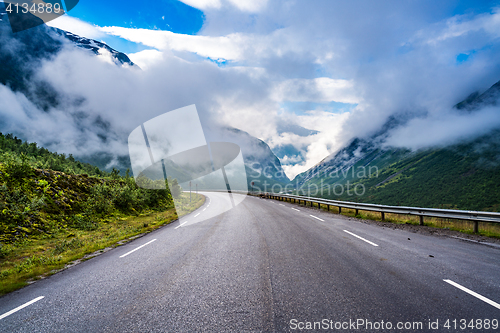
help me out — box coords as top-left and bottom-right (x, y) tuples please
(69, 0), (204, 34)
(66, 0), (205, 53)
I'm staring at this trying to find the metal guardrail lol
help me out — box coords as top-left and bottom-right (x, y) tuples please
(255, 192), (500, 233)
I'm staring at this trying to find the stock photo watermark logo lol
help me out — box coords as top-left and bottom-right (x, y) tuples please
(3, 0), (79, 33)
(128, 105), (248, 228)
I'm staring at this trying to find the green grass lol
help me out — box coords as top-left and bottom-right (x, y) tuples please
(275, 196), (500, 239)
(332, 137), (500, 212)
(0, 133), (207, 295)
(0, 192), (205, 296)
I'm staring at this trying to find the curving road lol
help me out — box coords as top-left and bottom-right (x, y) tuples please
(1, 192), (499, 332)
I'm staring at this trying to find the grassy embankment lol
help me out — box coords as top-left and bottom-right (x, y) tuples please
(0, 133), (204, 295)
(0, 163), (204, 295)
(0, 189), (203, 296)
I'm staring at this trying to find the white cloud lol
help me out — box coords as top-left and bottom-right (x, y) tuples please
(178, 0), (222, 10)
(424, 7), (500, 44)
(46, 15), (105, 39)
(272, 78), (360, 104)
(384, 106), (500, 150)
(128, 49), (165, 69)
(100, 26), (245, 61)
(3, 0), (500, 181)
(179, 0), (267, 12)
(226, 0), (268, 12)
(100, 25), (333, 68)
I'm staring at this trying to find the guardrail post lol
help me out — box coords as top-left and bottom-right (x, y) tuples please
(272, 195), (500, 228)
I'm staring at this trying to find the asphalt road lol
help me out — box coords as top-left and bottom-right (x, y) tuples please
(1, 192), (499, 332)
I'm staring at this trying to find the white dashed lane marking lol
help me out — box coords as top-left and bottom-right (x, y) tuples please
(343, 230), (378, 247)
(443, 279), (500, 310)
(0, 296), (45, 320)
(119, 239), (157, 257)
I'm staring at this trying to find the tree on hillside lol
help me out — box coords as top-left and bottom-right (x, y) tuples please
(169, 178), (182, 199)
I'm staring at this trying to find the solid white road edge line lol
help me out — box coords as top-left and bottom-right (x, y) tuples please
(343, 230), (379, 247)
(310, 215), (324, 222)
(119, 239), (157, 258)
(292, 208), (300, 212)
(443, 279), (500, 310)
(175, 221), (188, 230)
(0, 296), (44, 320)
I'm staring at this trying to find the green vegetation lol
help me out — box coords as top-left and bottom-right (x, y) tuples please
(0, 193), (204, 296)
(0, 158), (177, 243)
(0, 132), (112, 177)
(313, 131), (500, 212)
(274, 196), (500, 239)
(0, 133), (204, 295)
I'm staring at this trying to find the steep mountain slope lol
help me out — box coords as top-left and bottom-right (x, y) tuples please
(335, 130), (500, 211)
(294, 80), (500, 211)
(0, 4), (134, 111)
(455, 80), (500, 111)
(292, 113), (415, 191)
(210, 127), (290, 190)
(0, 7), (288, 189)
(58, 30), (136, 67)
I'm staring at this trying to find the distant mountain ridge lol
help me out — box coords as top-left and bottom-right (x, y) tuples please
(0, 5), (134, 111)
(56, 30), (136, 67)
(455, 80), (500, 111)
(210, 127), (290, 189)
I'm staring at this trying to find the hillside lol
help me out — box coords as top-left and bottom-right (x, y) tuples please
(0, 5), (134, 111)
(0, 133), (112, 177)
(0, 5), (289, 187)
(332, 130), (500, 211)
(0, 133), (179, 243)
(209, 127), (290, 190)
(293, 80), (500, 211)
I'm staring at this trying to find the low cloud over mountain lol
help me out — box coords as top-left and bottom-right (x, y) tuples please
(2, 1), (500, 180)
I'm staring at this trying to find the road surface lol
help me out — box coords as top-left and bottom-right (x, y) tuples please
(1, 192), (499, 332)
